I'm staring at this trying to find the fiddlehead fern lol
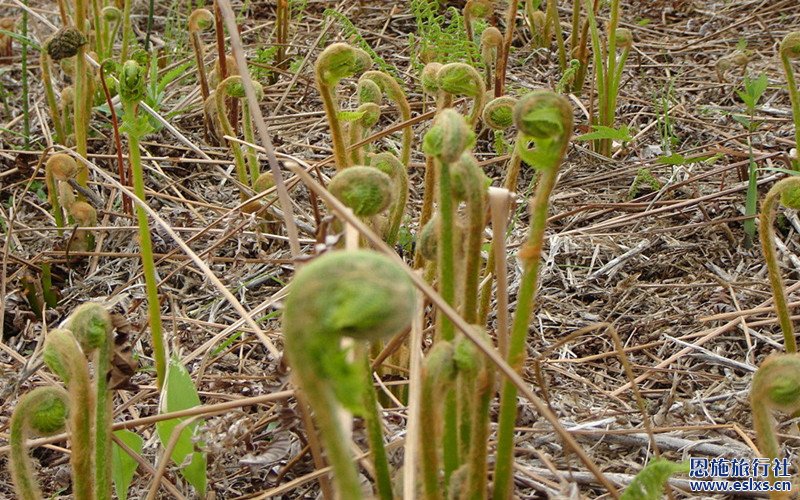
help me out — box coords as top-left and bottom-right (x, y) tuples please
(751, 354), (800, 498)
(451, 152), (489, 323)
(119, 59), (166, 390)
(759, 177), (800, 353)
(282, 250), (416, 499)
(314, 43), (373, 170)
(370, 152), (409, 246)
(345, 102), (381, 165)
(328, 165), (394, 218)
(64, 303), (115, 499)
(526, 4), (549, 49)
(415, 62), (449, 269)
(419, 340), (456, 500)
(715, 50), (748, 83)
(780, 32), (800, 170)
(423, 110), (474, 338)
(463, 0), (492, 44)
(68, 201), (97, 253)
(480, 27), (502, 89)
(101, 7), (122, 59)
(437, 62), (487, 127)
(189, 9), (214, 104)
(45, 153), (78, 231)
(42, 328), (94, 500)
(493, 91), (573, 499)
(214, 77), (247, 186)
(359, 70), (413, 166)
(487, 95), (515, 141)
(10, 387), (70, 500)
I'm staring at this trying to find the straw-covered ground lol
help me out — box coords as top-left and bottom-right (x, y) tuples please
(1, 0), (800, 498)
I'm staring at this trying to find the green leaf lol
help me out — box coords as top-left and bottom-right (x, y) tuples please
(211, 331), (244, 356)
(28, 180), (47, 202)
(120, 114), (155, 140)
(157, 62), (193, 94)
(156, 358), (207, 496)
(656, 153), (717, 165)
(112, 430), (143, 500)
(621, 459), (690, 500)
(575, 125), (633, 143)
(731, 114), (751, 128)
(737, 72), (768, 110)
(337, 110), (368, 122)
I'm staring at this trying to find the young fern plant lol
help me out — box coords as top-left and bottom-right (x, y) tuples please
(422, 110), (475, 483)
(328, 165), (394, 223)
(40, 327), (95, 500)
(216, 75), (266, 190)
(480, 27), (502, 90)
(493, 90), (573, 500)
(479, 96), (518, 322)
(315, 43), (373, 170)
(63, 303), (115, 499)
(414, 62), (448, 268)
(370, 152), (409, 246)
(751, 354), (800, 498)
(359, 70), (412, 166)
(45, 153), (78, 231)
(101, 6), (122, 60)
(41, 28), (85, 145)
(343, 102), (381, 166)
(759, 177), (800, 353)
(189, 9), (214, 104)
(118, 59), (166, 389)
(526, 4), (549, 49)
(780, 32), (800, 170)
(282, 250), (417, 500)
(437, 62), (487, 128)
(586, 0), (630, 157)
(463, 0), (492, 45)
(422, 108), (476, 342)
(68, 200), (98, 253)
(12, 303), (117, 500)
(10, 387), (70, 500)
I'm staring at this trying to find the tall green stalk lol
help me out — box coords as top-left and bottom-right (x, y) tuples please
(119, 60), (166, 389)
(759, 177), (800, 353)
(780, 32), (800, 171)
(74, 0), (89, 186)
(493, 91), (573, 499)
(422, 109), (475, 485)
(21, 0), (29, 148)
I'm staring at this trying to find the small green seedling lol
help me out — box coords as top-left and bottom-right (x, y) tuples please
(735, 72), (768, 248)
(621, 459), (690, 500)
